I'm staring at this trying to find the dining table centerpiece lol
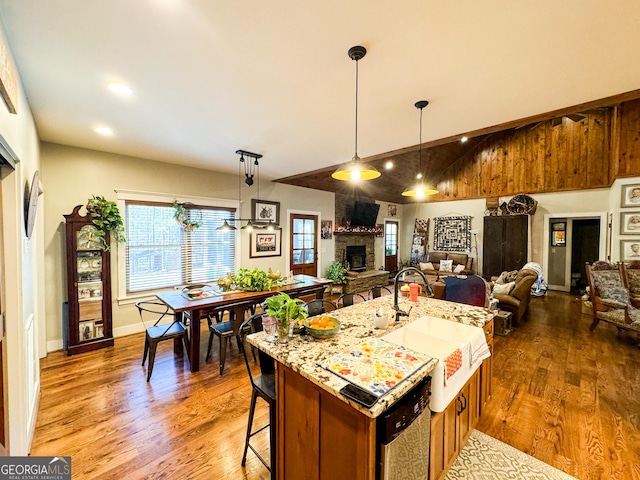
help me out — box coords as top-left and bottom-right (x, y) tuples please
(232, 267), (272, 292)
(264, 292), (308, 343)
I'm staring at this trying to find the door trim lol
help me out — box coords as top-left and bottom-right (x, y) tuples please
(542, 212), (607, 291)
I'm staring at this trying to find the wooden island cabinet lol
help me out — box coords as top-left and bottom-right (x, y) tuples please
(277, 364), (377, 480)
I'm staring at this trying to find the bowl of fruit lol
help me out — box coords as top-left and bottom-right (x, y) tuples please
(305, 315), (341, 339)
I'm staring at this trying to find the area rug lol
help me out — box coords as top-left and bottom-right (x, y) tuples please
(446, 430), (576, 480)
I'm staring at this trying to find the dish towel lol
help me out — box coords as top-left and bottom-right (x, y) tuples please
(469, 327), (491, 367)
(443, 348), (463, 385)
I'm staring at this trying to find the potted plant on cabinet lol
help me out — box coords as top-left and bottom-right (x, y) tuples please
(326, 260), (347, 294)
(86, 195), (126, 251)
(264, 292), (308, 343)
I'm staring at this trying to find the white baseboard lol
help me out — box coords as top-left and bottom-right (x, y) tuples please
(47, 322), (147, 353)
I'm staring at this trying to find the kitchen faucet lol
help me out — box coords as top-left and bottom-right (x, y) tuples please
(393, 267), (433, 321)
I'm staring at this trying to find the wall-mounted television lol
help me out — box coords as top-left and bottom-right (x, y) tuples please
(350, 201), (380, 227)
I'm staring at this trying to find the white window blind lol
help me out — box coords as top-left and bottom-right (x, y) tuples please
(125, 201), (236, 293)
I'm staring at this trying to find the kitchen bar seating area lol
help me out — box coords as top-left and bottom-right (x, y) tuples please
(29, 290), (640, 479)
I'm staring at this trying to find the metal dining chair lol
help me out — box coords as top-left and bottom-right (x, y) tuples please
(136, 300), (190, 382)
(205, 300), (254, 375)
(237, 313), (276, 479)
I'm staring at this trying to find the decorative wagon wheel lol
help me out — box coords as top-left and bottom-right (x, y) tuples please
(506, 194), (537, 215)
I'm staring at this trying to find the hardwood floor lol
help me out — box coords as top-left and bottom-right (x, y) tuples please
(476, 290), (640, 480)
(31, 291), (640, 479)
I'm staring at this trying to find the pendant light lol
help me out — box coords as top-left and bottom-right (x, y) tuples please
(402, 100), (438, 198)
(332, 46), (381, 182)
(217, 149), (274, 231)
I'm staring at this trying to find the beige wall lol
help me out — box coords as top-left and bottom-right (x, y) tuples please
(399, 185), (640, 285)
(41, 142), (334, 349)
(0, 24), (43, 454)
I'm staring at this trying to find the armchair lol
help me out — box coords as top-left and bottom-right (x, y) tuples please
(586, 261), (640, 341)
(621, 260), (640, 307)
(491, 268), (538, 326)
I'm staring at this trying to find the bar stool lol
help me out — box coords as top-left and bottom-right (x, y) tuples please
(302, 299), (337, 316)
(336, 292), (366, 308)
(237, 313), (276, 479)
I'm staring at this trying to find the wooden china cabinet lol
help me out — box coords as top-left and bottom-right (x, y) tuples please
(64, 205), (114, 355)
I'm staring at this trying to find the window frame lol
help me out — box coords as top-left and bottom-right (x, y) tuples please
(115, 190), (240, 304)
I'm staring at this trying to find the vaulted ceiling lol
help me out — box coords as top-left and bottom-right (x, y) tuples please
(1, 1), (640, 195)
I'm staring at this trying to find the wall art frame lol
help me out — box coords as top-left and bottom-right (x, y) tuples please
(252, 199), (280, 225)
(250, 228), (282, 258)
(321, 220), (333, 239)
(433, 216), (471, 252)
(621, 183), (640, 208)
(620, 211), (640, 235)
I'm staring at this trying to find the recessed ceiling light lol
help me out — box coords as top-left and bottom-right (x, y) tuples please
(461, 136), (468, 143)
(95, 127), (114, 136)
(108, 83), (133, 95)
(384, 161), (394, 170)
(416, 173), (423, 179)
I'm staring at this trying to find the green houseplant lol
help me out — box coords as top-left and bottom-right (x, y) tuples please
(232, 267), (272, 292)
(326, 260), (347, 293)
(264, 292), (308, 343)
(86, 195), (126, 251)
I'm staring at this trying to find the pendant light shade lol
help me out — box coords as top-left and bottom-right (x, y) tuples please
(332, 46), (380, 182)
(332, 157), (381, 181)
(217, 219), (236, 231)
(402, 100), (438, 197)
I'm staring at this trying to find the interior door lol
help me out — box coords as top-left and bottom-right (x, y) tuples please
(385, 221), (398, 274)
(290, 214), (318, 276)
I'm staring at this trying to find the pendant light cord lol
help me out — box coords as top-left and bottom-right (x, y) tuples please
(354, 57), (359, 160)
(419, 106), (423, 175)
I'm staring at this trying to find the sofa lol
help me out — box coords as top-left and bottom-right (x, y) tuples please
(491, 268), (538, 326)
(419, 251), (474, 277)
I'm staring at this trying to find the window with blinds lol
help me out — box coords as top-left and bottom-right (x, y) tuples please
(125, 201), (236, 293)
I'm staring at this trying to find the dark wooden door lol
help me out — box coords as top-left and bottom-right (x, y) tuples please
(483, 215), (528, 277)
(384, 221), (398, 274)
(290, 213), (318, 276)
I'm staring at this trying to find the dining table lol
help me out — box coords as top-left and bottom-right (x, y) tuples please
(156, 274), (333, 372)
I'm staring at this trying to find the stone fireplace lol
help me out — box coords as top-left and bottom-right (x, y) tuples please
(334, 192), (378, 272)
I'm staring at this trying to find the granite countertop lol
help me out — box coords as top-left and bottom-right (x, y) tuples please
(247, 295), (495, 419)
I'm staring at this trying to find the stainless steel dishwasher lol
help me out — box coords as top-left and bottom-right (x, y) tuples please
(377, 377), (431, 480)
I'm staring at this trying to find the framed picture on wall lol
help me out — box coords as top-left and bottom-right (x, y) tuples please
(321, 220), (332, 239)
(620, 239), (640, 261)
(250, 229), (282, 258)
(620, 211), (640, 235)
(621, 184), (640, 207)
(551, 222), (566, 246)
(252, 199), (280, 225)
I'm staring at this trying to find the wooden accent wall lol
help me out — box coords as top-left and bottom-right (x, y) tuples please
(434, 109), (616, 201)
(617, 99), (640, 177)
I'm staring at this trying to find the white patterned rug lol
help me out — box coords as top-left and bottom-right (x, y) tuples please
(446, 430), (577, 480)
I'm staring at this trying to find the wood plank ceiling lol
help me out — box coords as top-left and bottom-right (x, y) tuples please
(275, 89), (640, 204)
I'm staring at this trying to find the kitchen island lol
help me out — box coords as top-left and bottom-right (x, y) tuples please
(248, 295), (494, 479)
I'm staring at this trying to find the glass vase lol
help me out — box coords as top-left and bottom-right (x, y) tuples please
(277, 319), (293, 344)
